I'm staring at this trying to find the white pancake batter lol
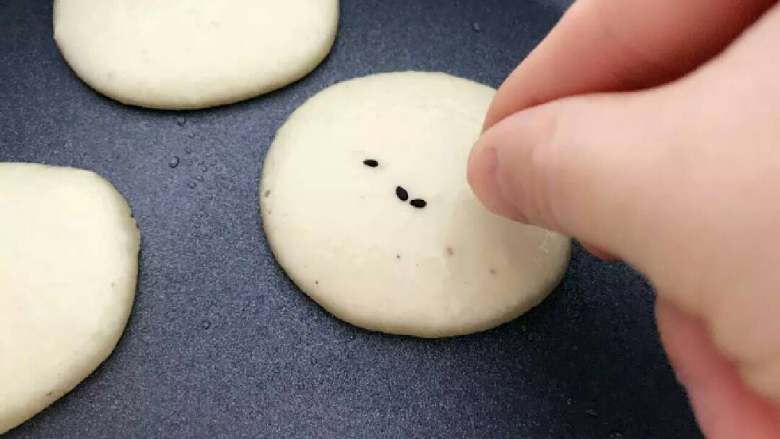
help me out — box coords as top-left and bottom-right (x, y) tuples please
(0, 163), (140, 433)
(260, 72), (570, 338)
(54, 0), (340, 109)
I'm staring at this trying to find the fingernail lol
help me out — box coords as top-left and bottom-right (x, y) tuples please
(468, 143), (527, 222)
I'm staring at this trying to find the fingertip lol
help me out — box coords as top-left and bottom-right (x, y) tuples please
(467, 138), (527, 222)
(473, 106), (567, 229)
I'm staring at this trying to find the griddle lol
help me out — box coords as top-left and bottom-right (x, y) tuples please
(0, 1), (702, 437)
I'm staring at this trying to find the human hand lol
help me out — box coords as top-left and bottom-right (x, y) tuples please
(467, 1), (780, 436)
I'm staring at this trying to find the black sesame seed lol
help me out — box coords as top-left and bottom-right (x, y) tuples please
(396, 186), (409, 201)
(363, 159), (379, 168)
(410, 199), (427, 208)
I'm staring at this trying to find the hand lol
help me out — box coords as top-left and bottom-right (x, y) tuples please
(468, 1), (780, 436)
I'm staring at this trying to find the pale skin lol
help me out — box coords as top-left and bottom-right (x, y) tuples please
(467, 0), (780, 437)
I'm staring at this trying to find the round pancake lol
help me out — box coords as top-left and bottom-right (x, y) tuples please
(0, 163), (140, 433)
(53, 0), (339, 109)
(260, 72), (570, 338)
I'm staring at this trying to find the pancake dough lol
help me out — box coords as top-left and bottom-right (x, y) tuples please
(0, 163), (140, 434)
(260, 72), (570, 338)
(53, 0), (339, 109)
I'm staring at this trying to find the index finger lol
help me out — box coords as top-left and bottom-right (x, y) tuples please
(483, 0), (775, 130)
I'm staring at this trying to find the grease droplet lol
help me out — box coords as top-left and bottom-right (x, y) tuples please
(472, 22), (481, 32)
(168, 156), (180, 168)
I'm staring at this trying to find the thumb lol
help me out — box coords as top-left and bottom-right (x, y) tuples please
(468, 87), (675, 261)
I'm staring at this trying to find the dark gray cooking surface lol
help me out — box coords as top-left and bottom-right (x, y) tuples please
(0, 1), (701, 437)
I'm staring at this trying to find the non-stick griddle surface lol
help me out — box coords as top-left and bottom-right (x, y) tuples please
(0, 1), (701, 437)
